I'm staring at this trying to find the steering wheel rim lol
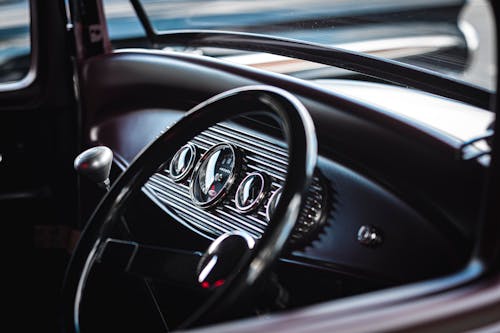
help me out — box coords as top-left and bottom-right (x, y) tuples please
(61, 85), (317, 331)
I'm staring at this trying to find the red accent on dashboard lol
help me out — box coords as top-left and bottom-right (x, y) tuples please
(214, 279), (225, 287)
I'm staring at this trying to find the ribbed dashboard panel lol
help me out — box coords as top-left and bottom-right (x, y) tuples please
(143, 121), (327, 246)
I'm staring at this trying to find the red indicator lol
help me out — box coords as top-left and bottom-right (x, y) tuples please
(208, 184), (217, 197)
(200, 280), (225, 289)
(213, 279), (225, 287)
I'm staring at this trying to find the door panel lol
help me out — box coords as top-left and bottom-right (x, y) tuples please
(0, 1), (78, 331)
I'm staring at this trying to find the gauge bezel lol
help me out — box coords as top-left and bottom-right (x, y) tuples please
(190, 142), (240, 208)
(169, 143), (198, 182)
(265, 187), (283, 222)
(234, 172), (268, 213)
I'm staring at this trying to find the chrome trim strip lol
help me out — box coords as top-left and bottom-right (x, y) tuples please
(147, 181), (265, 237)
(143, 186), (221, 237)
(211, 125), (288, 157)
(214, 208), (265, 234)
(146, 183), (236, 234)
(223, 204), (269, 227)
(147, 179), (264, 237)
(149, 176), (190, 199)
(247, 164), (285, 181)
(201, 130), (288, 165)
(246, 155), (287, 173)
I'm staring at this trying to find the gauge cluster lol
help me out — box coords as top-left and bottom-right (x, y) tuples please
(144, 122), (328, 248)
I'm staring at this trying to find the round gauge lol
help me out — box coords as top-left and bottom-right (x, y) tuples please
(235, 172), (267, 213)
(169, 143), (197, 182)
(266, 188), (283, 221)
(190, 143), (239, 208)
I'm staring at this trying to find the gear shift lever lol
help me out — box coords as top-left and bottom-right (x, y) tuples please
(74, 146), (113, 191)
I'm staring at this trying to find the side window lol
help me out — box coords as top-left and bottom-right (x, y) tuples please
(0, 0), (31, 85)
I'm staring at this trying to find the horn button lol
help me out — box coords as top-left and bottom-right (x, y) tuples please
(197, 231), (255, 289)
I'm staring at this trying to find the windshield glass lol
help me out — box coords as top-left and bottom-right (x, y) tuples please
(104, 0), (496, 91)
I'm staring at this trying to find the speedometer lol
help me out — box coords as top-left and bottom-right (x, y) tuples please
(190, 143), (239, 208)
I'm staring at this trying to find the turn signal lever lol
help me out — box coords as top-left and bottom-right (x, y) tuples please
(74, 146), (113, 191)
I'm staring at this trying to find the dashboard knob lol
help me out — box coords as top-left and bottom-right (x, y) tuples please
(74, 146), (113, 191)
(357, 225), (383, 247)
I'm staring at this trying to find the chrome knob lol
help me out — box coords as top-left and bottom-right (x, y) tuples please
(74, 146), (113, 191)
(357, 225), (383, 247)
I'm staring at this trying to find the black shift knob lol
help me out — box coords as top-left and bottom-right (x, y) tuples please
(74, 146), (113, 190)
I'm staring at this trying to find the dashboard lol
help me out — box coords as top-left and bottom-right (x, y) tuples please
(63, 49), (499, 331)
(101, 109), (465, 285)
(77, 49), (490, 299)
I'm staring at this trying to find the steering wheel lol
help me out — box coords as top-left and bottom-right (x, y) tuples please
(61, 85), (317, 332)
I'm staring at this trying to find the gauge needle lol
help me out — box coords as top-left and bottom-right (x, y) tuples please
(209, 184), (217, 197)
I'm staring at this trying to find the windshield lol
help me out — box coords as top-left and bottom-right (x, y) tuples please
(104, 0), (496, 92)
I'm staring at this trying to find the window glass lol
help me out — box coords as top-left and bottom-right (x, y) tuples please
(0, 0), (31, 85)
(104, 0), (496, 92)
(103, 0), (145, 40)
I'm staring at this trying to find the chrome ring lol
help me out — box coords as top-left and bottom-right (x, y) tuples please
(190, 142), (240, 209)
(265, 187), (283, 222)
(169, 143), (197, 182)
(234, 172), (268, 213)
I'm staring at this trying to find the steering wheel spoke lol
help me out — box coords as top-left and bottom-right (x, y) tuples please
(97, 238), (203, 288)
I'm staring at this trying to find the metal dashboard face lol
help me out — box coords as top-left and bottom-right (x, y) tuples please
(142, 121), (327, 248)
